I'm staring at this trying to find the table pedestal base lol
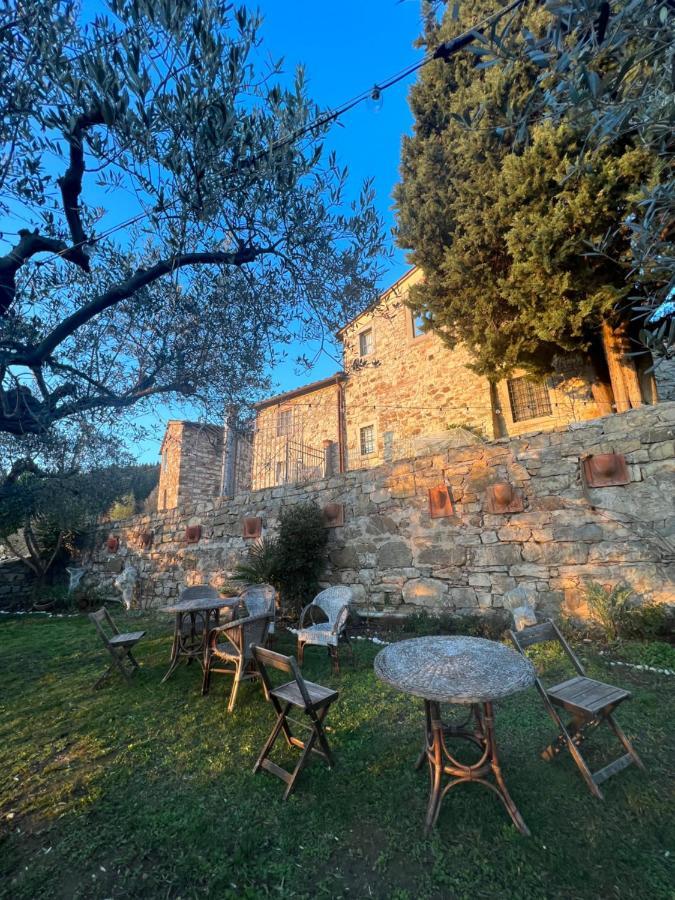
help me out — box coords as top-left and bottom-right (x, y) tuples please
(416, 700), (530, 836)
(161, 609), (221, 683)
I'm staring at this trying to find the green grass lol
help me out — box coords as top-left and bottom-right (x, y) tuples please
(0, 613), (673, 899)
(611, 640), (675, 671)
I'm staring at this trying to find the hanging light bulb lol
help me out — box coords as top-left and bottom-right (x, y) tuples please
(367, 85), (384, 113)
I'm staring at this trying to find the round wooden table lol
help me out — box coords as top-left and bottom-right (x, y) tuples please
(159, 595), (241, 683)
(374, 635), (535, 835)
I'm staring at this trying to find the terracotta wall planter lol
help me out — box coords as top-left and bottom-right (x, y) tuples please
(582, 453), (630, 488)
(185, 525), (202, 544)
(106, 535), (119, 553)
(323, 503), (345, 528)
(486, 482), (524, 514)
(242, 517), (262, 539)
(428, 485), (454, 519)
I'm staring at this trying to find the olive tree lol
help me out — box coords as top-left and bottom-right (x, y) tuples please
(0, 0), (386, 437)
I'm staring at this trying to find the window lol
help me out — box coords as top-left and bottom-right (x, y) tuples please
(507, 377), (552, 422)
(360, 424), (375, 455)
(161, 450), (168, 471)
(359, 327), (373, 357)
(276, 409), (292, 436)
(275, 460), (286, 484)
(411, 311), (426, 338)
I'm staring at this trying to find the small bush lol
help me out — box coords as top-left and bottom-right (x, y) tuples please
(232, 537), (281, 590)
(584, 581), (668, 642)
(584, 581), (632, 642)
(275, 502), (328, 618)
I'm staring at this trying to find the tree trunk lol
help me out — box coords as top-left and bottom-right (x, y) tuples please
(586, 336), (615, 416)
(601, 320), (644, 413)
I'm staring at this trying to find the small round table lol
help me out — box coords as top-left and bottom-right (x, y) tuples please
(159, 596), (241, 683)
(374, 635), (535, 835)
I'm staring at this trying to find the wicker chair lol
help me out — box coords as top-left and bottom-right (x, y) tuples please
(297, 586), (354, 674)
(202, 609), (273, 712)
(240, 583), (276, 640)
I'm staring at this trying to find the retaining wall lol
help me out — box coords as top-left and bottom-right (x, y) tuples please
(83, 403), (675, 620)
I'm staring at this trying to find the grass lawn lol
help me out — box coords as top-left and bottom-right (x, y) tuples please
(0, 612), (673, 899)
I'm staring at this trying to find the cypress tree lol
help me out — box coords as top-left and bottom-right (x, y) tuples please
(394, 1), (658, 384)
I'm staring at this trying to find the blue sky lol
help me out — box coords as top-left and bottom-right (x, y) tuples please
(253, 1), (421, 368)
(132, 1), (425, 461)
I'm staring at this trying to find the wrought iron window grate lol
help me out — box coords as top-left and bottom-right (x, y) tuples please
(507, 377), (552, 422)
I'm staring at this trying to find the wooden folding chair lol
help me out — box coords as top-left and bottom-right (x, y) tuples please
(510, 619), (644, 798)
(250, 645), (338, 799)
(89, 607), (145, 690)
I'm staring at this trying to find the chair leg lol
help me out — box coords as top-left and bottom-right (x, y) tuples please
(310, 705), (334, 767)
(110, 649), (134, 682)
(93, 665), (113, 690)
(254, 701), (291, 772)
(227, 662), (242, 713)
(606, 712), (645, 770)
(201, 651), (212, 695)
(127, 650), (141, 670)
(297, 641), (304, 665)
(559, 721), (604, 799)
(329, 645), (340, 675)
(343, 631), (355, 663)
(283, 726), (319, 800)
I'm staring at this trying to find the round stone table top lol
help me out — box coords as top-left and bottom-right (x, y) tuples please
(160, 596), (239, 615)
(374, 635), (535, 704)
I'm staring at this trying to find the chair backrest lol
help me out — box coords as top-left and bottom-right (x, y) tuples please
(313, 586), (353, 627)
(251, 645), (312, 707)
(225, 613), (272, 661)
(89, 607), (119, 645)
(509, 618), (585, 678)
(241, 583), (275, 618)
(179, 584), (221, 603)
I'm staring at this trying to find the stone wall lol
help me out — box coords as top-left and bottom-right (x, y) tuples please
(0, 558), (34, 610)
(655, 357), (675, 402)
(85, 402), (675, 620)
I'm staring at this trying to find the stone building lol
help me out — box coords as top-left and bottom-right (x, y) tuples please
(157, 267), (673, 509)
(158, 421), (223, 511)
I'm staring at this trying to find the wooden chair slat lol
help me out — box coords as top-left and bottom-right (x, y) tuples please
(510, 620), (557, 648)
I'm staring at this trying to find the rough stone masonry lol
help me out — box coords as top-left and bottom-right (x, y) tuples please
(83, 402), (675, 621)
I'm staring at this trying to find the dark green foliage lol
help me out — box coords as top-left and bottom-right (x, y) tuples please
(0, 463), (158, 585)
(394, 1), (660, 379)
(584, 581), (669, 643)
(275, 502), (329, 616)
(232, 537), (282, 590)
(490, 0), (673, 359)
